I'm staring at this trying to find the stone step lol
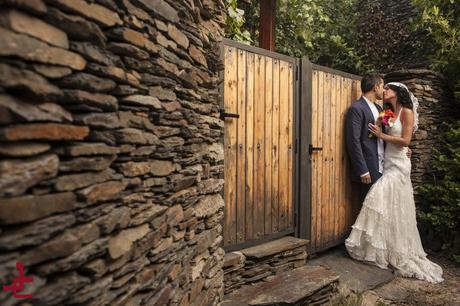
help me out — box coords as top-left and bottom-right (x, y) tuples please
(224, 236), (309, 294)
(240, 236), (308, 259)
(222, 265), (339, 306)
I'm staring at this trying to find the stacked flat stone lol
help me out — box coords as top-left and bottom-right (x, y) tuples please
(0, 0), (226, 305)
(224, 265), (339, 306)
(223, 237), (308, 294)
(357, 0), (430, 72)
(385, 70), (451, 199)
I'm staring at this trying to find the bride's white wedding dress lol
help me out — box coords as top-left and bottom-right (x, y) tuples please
(345, 113), (443, 283)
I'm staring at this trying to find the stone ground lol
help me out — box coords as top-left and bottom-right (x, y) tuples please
(312, 246), (460, 306)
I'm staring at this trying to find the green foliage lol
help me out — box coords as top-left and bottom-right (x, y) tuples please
(224, 0), (252, 44)
(419, 122), (460, 262)
(412, 0), (460, 106)
(226, 0), (369, 74)
(412, 0), (460, 262)
(275, 0), (368, 74)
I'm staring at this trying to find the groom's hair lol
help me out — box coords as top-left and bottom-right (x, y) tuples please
(361, 73), (383, 93)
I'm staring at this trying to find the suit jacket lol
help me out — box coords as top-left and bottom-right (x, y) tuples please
(345, 97), (383, 183)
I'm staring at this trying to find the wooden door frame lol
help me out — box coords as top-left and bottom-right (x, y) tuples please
(220, 39), (301, 252)
(297, 58), (312, 243)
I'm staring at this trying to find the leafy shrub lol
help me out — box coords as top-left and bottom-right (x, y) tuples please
(412, 0), (460, 263)
(224, 0), (252, 44)
(419, 122), (460, 263)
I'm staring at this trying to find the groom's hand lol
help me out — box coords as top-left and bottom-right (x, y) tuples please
(407, 148), (412, 159)
(360, 173), (372, 184)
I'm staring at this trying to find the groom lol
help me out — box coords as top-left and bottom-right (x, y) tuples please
(345, 73), (385, 205)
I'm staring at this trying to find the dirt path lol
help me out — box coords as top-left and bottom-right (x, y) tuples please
(328, 254), (460, 306)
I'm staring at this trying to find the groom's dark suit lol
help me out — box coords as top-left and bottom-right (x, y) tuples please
(345, 97), (383, 203)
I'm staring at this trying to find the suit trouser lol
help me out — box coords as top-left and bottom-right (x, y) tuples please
(357, 182), (372, 204)
(352, 172), (382, 220)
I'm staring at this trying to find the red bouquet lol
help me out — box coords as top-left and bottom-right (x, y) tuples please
(368, 109), (395, 138)
(378, 109), (396, 127)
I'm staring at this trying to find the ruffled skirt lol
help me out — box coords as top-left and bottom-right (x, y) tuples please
(345, 159), (443, 283)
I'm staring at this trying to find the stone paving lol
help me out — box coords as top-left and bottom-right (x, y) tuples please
(317, 246), (460, 306)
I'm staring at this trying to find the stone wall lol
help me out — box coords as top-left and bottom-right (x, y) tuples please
(223, 237), (308, 295)
(385, 70), (451, 199)
(0, 0), (226, 305)
(357, 0), (430, 73)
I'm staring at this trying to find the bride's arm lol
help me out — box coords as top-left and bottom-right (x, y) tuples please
(368, 108), (414, 146)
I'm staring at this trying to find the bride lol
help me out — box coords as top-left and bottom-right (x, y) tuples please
(345, 82), (443, 283)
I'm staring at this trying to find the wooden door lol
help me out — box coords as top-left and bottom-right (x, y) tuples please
(299, 60), (361, 253)
(222, 39), (298, 249)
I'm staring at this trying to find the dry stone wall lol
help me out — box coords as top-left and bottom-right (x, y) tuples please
(357, 0), (429, 72)
(0, 0), (226, 305)
(223, 237), (308, 294)
(385, 70), (451, 199)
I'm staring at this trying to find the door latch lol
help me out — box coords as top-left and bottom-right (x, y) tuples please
(309, 144), (323, 155)
(219, 108), (240, 120)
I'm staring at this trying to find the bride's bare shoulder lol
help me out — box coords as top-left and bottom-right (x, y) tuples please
(400, 107), (414, 123)
(402, 107), (413, 113)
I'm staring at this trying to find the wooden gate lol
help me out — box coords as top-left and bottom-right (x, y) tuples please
(222, 39), (298, 249)
(298, 60), (361, 253)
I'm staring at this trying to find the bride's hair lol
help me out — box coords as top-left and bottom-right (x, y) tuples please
(386, 84), (413, 110)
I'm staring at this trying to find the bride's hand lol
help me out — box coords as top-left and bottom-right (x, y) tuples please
(368, 123), (383, 138)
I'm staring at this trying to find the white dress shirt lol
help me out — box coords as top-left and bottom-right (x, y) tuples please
(362, 96), (384, 176)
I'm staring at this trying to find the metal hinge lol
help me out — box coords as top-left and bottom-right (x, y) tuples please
(295, 66), (299, 80)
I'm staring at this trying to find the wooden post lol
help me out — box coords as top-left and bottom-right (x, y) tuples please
(259, 0), (276, 51)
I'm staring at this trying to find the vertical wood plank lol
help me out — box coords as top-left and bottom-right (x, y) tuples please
(264, 57), (273, 235)
(278, 60), (290, 231)
(329, 74), (334, 245)
(315, 70), (324, 248)
(337, 78), (344, 239)
(355, 80), (362, 100)
(287, 63), (294, 229)
(254, 54), (266, 238)
(322, 73), (331, 246)
(310, 70), (318, 248)
(323, 73), (329, 246)
(342, 78), (349, 233)
(245, 52), (255, 241)
(338, 77), (346, 237)
(346, 79), (355, 229)
(271, 59), (280, 233)
(224, 46), (238, 245)
(330, 75), (338, 242)
(236, 49), (247, 243)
